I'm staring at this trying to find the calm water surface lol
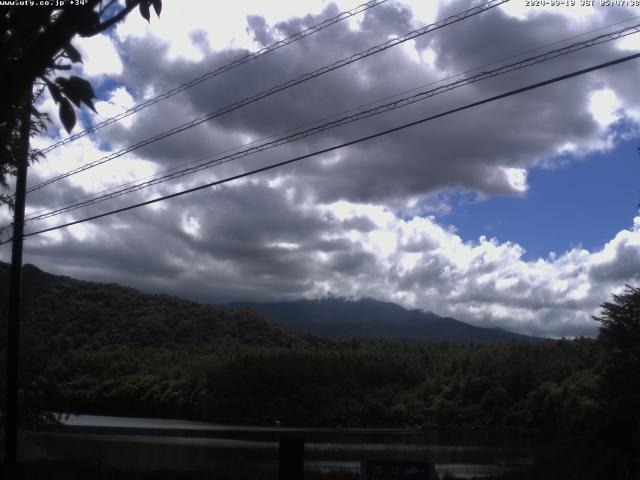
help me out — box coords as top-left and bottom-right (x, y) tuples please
(24, 414), (535, 478)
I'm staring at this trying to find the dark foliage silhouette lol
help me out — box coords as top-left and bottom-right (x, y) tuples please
(0, 0), (161, 197)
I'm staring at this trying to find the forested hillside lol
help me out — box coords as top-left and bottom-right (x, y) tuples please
(0, 262), (599, 435)
(0, 263), (322, 419)
(0, 263), (315, 350)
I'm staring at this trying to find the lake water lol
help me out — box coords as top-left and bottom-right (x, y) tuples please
(24, 414), (535, 478)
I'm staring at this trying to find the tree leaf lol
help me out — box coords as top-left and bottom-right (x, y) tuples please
(63, 43), (82, 64)
(151, 0), (162, 16)
(59, 98), (76, 133)
(139, 0), (150, 22)
(47, 83), (62, 103)
(82, 97), (97, 114)
(56, 76), (97, 113)
(69, 76), (96, 101)
(76, 9), (101, 37)
(56, 77), (80, 108)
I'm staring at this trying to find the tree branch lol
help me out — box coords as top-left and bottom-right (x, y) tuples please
(100, 0), (118, 16)
(81, 0), (141, 36)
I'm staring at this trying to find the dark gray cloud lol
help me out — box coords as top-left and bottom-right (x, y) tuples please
(101, 0), (640, 205)
(6, 1), (640, 338)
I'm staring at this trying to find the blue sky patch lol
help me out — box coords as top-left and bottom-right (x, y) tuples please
(444, 134), (640, 260)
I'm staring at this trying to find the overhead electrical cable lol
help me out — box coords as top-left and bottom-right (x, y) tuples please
(6, 7), (640, 233)
(24, 11), (640, 223)
(35, 0), (390, 155)
(2, 51), (638, 246)
(24, 0), (508, 195)
(17, 21), (640, 226)
(7, 14), (640, 231)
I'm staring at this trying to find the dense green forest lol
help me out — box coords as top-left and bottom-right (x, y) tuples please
(0, 264), (596, 431)
(0, 263), (639, 477)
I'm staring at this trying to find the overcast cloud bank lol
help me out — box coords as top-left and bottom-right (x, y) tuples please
(2, 0), (640, 337)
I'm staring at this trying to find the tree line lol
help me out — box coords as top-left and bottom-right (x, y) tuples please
(0, 265), (638, 478)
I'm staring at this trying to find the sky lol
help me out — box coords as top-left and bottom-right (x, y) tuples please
(2, 0), (640, 337)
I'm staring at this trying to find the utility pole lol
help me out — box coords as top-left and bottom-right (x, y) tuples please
(4, 85), (31, 467)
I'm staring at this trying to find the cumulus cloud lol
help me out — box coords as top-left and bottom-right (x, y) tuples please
(75, 33), (124, 77)
(17, 177), (640, 337)
(4, 0), (640, 338)
(91, 0), (640, 204)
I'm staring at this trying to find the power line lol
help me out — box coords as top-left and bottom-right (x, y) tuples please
(23, 12), (640, 223)
(13, 8), (637, 231)
(24, 0), (508, 195)
(5, 12), (639, 231)
(19, 21), (640, 225)
(3, 51), (638, 246)
(35, 0), (390, 156)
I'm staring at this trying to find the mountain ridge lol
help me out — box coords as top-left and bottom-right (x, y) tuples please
(222, 297), (545, 344)
(0, 261), (317, 350)
(0, 262), (590, 431)
(0, 262), (543, 345)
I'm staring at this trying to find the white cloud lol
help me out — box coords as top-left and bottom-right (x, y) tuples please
(5, 0), (640, 341)
(589, 88), (622, 128)
(406, 0), (441, 24)
(305, 197), (640, 337)
(76, 34), (124, 77)
(398, 39), (422, 64)
(617, 32), (640, 52)
(502, 167), (528, 193)
(181, 214), (202, 238)
(29, 134), (156, 195)
(16, 183), (640, 337)
(94, 87), (136, 128)
(114, 0), (372, 61)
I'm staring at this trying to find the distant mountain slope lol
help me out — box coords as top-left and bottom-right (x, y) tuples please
(0, 262), (541, 352)
(0, 262), (323, 419)
(223, 297), (544, 344)
(0, 263), (594, 431)
(0, 262), (315, 351)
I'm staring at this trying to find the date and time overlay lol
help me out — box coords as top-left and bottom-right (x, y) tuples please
(524, 0), (640, 7)
(1, 0), (640, 9)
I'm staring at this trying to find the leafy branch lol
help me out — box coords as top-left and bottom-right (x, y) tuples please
(0, 0), (162, 191)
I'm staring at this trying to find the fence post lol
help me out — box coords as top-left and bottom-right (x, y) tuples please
(278, 435), (304, 480)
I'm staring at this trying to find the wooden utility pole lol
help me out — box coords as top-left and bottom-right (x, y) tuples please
(4, 85), (31, 467)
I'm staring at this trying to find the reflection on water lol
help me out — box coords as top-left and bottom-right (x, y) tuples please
(63, 414), (313, 431)
(23, 414), (534, 478)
